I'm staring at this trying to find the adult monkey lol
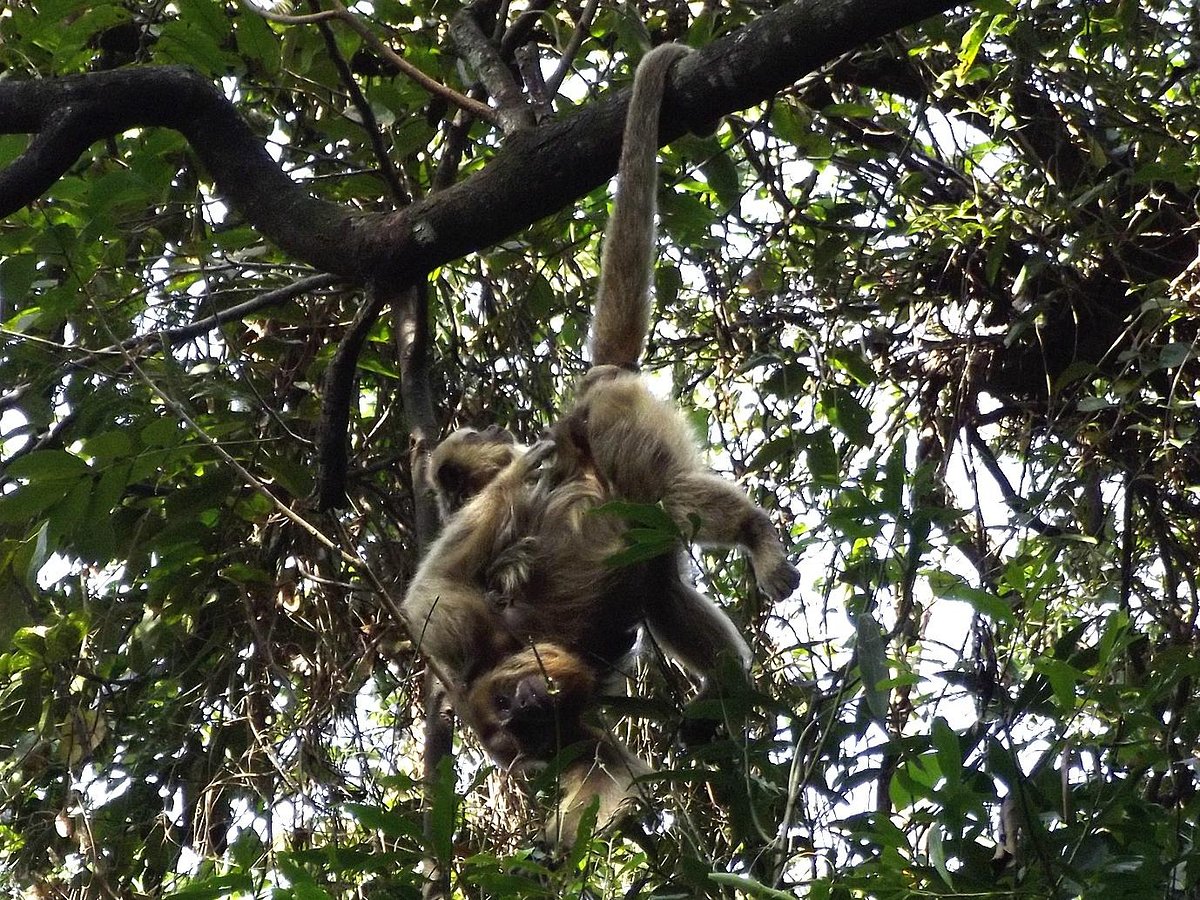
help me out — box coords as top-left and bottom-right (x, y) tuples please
(403, 43), (798, 842)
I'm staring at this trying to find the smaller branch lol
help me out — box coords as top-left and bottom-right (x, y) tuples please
(967, 426), (1065, 538)
(498, 0), (553, 59)
(515, 44), (550, 116)
(1133, 482), (1185, 637)
(240, 3), (341, 24)
(393, 281), (440, 545)
(431, 90), (484, 190)
(242, 0), (499, 124)
(491, 0), (512, 41)
(449, 8), (534, 133)
(312, 4), (409, 203)
(328, 0), (498, 124)
(0, 274), (342, 414)
(544, 0), (600, 97)
(129, 274), (343, 351)
(314, 287), (388, 510)
(391, 280), (452, 900)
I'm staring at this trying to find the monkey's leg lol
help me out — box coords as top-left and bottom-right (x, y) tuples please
(644, 575), (752, 679)
(646, 576), (754, 746)
(662, 472), (800, 601)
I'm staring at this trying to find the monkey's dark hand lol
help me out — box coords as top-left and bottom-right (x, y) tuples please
(517, 439), (556, 478)
(678, 694), (740, 749)
(485, 535), (538, 604)
(757, 558), (801, 601)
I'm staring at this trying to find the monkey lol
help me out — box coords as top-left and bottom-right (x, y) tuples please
(427, 423), (524, 520)
(405, 433), (664, 839)
(402, 42), (797, 842)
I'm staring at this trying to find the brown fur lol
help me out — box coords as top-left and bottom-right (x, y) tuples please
(551, 365), (801, 601)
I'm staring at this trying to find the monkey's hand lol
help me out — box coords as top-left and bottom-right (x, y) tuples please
(755, 556), (801, 601)
(516, 439), (556, 478)
(486, 535), (538, 605)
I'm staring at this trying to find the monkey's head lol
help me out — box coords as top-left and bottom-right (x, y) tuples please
(464, 643), (599, 766)
(429, 425), (522, 517)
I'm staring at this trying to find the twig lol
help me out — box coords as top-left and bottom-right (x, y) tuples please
(498, 0), (553, 58)
(311, 1), (410, 203)
(544, 0), (601, 97)
(391, 280), (453, 900)
(241, 0), (499, 124)
(450, 5), (534, 133)
(0, 274), (342, 416)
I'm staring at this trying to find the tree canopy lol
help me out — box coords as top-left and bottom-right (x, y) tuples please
(3, 0), (1200, 897)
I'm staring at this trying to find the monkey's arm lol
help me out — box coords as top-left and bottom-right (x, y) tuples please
(663, 471), (801, 601)
(418, 440), (554, 580)
(542, 730), (651, 846)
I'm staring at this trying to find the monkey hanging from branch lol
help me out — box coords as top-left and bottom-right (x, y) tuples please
(402, 42), (800, 844)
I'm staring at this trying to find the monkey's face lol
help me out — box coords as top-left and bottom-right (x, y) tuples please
(430, 425), (521, 515)
(464, 643), (598, 765)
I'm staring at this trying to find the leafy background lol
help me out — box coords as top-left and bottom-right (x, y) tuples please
(2, 0), (1200, 897)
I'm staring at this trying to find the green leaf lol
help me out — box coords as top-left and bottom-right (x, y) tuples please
(928, 825), (954, 888)
(0, 254), (37, 306)
(956, 14), (999, 82)
(805, 429), (840, 484)
(820, 387), (872, 447)
(931, 718), (962, 785)
(855, 609), (889, 725)
(762, 363), (812, 398)
(4, 450), (90, 481)
(234, 8), (280, 75)
(828, 348), (875, 386)
(927, 570), (1015, 623)
(164, 873), (255, 900)
(700, 149), (742, 211)
(345, 802), (422, 842)
(158, 0), (230, 75)
(1033, 657), (1083, 711)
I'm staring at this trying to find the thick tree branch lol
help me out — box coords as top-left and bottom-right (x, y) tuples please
(0, 66), (356, 271)
(0, 0), (963, 282)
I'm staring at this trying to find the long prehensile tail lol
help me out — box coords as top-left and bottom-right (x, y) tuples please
(586, 43), (691, 369)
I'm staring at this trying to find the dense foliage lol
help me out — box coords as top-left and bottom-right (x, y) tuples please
(2, 0), (1200, 897)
